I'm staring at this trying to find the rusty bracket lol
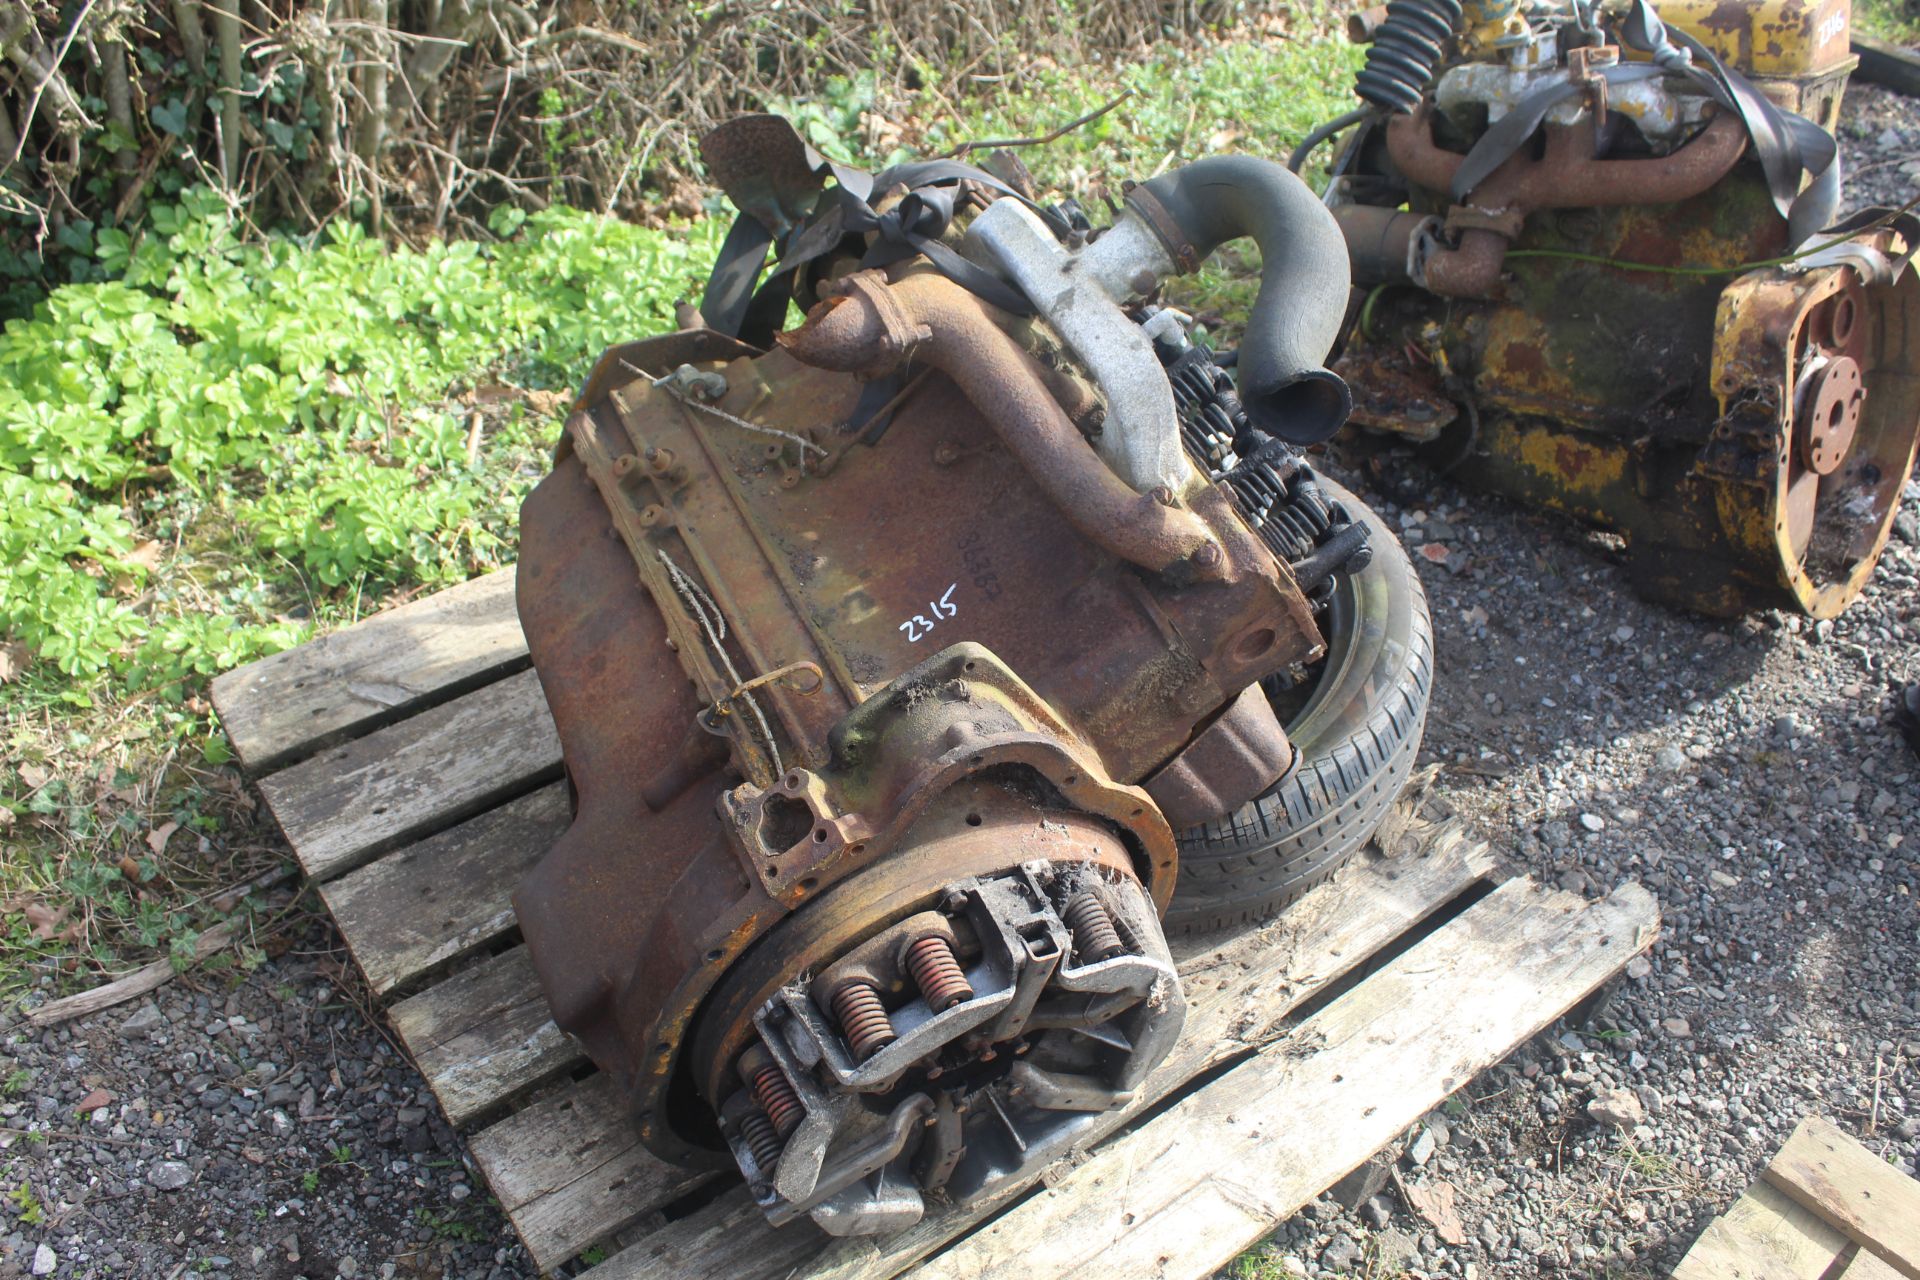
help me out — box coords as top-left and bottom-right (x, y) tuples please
(718, 642), (1177, 912)
(1566, 45), (1620, 139)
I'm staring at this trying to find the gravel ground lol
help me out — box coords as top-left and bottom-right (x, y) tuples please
(1, 74), (1915, 1280)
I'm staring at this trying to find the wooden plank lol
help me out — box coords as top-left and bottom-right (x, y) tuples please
(1852, 36), (1920, 97)
(469, 1074), (716, 1271)
(1764, 1116), (1920, 1279)
(321, 782), (569, 996)
(211, 568), (526, 773)
(915, 879), (1659, 1280)
(387, 945), (581, 1126)
(1843, 1251), (1912, 1280)
(257, 666), (561, 883)
(1672, 1182), (1852, 1280)
(579, 827), (1504, 1280)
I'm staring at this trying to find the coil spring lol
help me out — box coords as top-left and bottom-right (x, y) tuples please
(738, 1106), (786, 1173)
(1356, 0), (1465, 114)
(747, 1059), (803, 1137)
(1260, 472), (1335, 562)
(904, 936), (974, 1011)
(1063, 891), (1126, 964)
(830, 981), (897, 1062)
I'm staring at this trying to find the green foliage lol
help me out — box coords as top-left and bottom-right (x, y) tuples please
(0, 188), (723, 694)
(1854, 0), (1920, 45)
(416, 1207), (487, 1242)
(909, 37), (1365, 191)
(7, 1182), (45, 1226)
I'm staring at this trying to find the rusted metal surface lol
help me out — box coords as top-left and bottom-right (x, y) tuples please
(1385, 109), (1749, 298)
(513, 162), (1334, 1227)
(779, 270), (1229, 578)
(1142, 682), (1295, 830)
(1336, 130), (1918, 616)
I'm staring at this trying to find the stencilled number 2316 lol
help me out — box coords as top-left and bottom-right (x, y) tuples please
(899, 584), (958, 644)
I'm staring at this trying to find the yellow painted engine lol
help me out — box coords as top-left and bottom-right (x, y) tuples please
(1307, 0), (1919, 616)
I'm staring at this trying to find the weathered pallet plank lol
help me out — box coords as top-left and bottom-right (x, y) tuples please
(469, 1073), (717, 1269)
(577, 829), (1506, 1280)
(257, 666), (561, 882)
(915, 879), (1659, 1280)
(1844, 1251), (1912, 1280)
(387, 945), (582, 1126)
(1671, 1181), (1852, 1280)
(210, 568), (527, 773)
(321, 781), (569, 996)
(1764, 1116), (1920, 1280)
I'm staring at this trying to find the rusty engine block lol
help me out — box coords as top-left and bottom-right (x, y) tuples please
(512, 122), (1374, 1234)
(1314, 0), (1920, 616)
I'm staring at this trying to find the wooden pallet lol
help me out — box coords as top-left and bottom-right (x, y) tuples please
(210, 565), (1661, 1280)
(1673, 1116), (1920, 1280)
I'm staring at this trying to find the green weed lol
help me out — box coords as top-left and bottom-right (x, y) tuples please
(8, 1181), (45, 1226)
(415, 1207), (486, 1243)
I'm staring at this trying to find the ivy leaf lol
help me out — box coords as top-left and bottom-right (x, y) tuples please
(151, 98), (190, 137)
(262, 119), (296, 153)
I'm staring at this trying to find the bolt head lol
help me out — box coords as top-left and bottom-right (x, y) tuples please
(1193, 542), (1222, 568)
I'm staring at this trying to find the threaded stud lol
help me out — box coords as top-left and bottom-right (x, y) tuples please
(1063, 890), (1125, 963)
(904, 935), (973, 1011)
(747, 1059), (803, 1137)
(829, 980), (896, 1061)
(738, 1107), (785, 1173)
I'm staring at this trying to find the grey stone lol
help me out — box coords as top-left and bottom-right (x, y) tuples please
(1320, 1234), (1363, 1273)
(31, 1243), (54, 1276)
(1360, 1194), (1393, 1228)
(149, 1161), (193, 1192)
(1587, 1087), (1646, 1129)
(117, 1003), (165, 1039)
(1406, 1126), (1438, 1166)
(1327, 1157), (1390, 1210)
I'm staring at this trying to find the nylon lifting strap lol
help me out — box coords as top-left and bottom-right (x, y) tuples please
(1446, 0), (1839, 243)
(700, 151), (1070, 350)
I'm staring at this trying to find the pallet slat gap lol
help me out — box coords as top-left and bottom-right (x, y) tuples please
(1763, 1116), (1920, 1280)
(912, 879), (1660, 1280)
(387, 945), (582, 1126)
(211, 568), (527, 773)
(258, 666), (561, 883)
(1671, 1180), (1853, 1280)
(321, 781), (569, 997)
(469, 1073), (717, 1269)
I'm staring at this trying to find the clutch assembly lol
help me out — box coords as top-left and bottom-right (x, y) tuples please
(511, 120), (1392, 1235)
(1312, 0), (1919, 616)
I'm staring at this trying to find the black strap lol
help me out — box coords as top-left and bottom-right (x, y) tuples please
(700, 143), (1070, 349)
(1446, 0), (1839, 242)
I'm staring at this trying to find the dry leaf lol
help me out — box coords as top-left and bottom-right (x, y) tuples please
(23, 901), (69, 940)
(147, 820), (180, 855)
(124, 540), (164, 571)
(18, 763), (50, 791)
(0, 641), (26, 684)
(1403, 1177), (1467, 1246)
(118, 855), (144, 883)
